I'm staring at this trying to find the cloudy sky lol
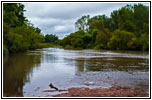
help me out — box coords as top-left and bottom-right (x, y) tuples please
(23, 2), (149, 39)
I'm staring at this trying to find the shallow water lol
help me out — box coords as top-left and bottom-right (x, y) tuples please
(3, 48), (149, 97)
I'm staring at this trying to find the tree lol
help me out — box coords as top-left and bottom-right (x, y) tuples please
(91, 20), (111, 39)
(133, 4), (149, 35)
(75, 15), (90, 32)
(82, 33), (92, 48)
(61, 3), (149, 51)
(45, 34), (58, 43)
(34, 27), (41, 35)
(3, 3), (46, 53)
(110, 10), (119, 31)
(88, 15), (111, 32)
(118, 5), (135, 32)
(140, 34), (149, 50)
(3, 3), (27, 27)
(108, 30), (134, 50)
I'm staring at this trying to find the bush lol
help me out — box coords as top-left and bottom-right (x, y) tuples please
(93, 44), (105, 50)
(5, 33), (29, 52)
(140, 34), (149, 51)
(64, 45), (73, 49)
(45, 34), (58, 43)
(108, 30), (134, 50)
(36, 43), (51, 48)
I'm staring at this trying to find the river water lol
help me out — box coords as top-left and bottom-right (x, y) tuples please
(3, 48), (149, 97)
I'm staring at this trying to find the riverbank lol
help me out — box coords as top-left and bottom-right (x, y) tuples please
(46, 86), (148, 97)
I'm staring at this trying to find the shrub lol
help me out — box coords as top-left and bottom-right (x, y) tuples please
(108, 30), (134, 50)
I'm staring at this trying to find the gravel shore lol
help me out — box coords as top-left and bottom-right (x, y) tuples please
(50, 86), (149, 97)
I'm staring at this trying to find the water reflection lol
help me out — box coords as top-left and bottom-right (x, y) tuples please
(3, 52), (42, 97)
(75, 57), (149, 72)
(3, 48), (149, 97)
(75, 60), (87, 75)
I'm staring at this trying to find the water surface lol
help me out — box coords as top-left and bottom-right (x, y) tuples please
(3, 48), (149, 97)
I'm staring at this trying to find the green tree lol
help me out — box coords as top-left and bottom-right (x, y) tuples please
(61, 3), (149, 51)
(3, 3), (26, 27)
(88, 15), (111, 32)
(45, 34), (58, 43)
(118, 5), (135, 32)
(110, 10), (119, 31)
(133, 4), (149, 36)
(82, 33), (92, 48)
(34, 27), (41, 35)
(95, 30), (110, 49)
(108, 30), (134, 50)
(3, 3), (46, 53)
(75, 15), (90, 32)
(140, 34), (149, 50)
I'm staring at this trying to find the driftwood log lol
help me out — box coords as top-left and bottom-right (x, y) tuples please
(49, 83), (58, 90)
(42, 83), (67, 92)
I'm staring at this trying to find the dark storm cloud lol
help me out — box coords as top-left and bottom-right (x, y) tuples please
(23, 2), (149, 39)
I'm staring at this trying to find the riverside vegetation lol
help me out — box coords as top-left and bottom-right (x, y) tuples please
(3, 3), (59, 55)
(60, 4), (149, 50)
(3, 3), (149, 56)
(3, 3), (149, 97)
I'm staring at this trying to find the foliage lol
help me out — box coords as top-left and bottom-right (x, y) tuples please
(33, 43), (51, 48)
(140, 34), (149, 50)
(95, 29), (111, 49)
(4, 3), (149, 53)
(108, 30), (134, 50)
(75, 15), (90, 32)
(45, 34), (58, 44)
(118, 5), (135, 32)
(3, 3), (47, 54)
(5, 33), (26, 52)
(109, 10), (119, 31)
(61, 3), (149, 51)
(3, 3), (27, 27)
(64, 45), (73, 49)
(61, 30), (91, 49)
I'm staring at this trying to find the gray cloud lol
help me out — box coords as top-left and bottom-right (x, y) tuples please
(24, 3), (127, 19)
(23, 2), (149, 39)
(27, 17), (75, 36)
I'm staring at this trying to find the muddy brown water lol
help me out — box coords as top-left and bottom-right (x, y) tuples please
(3, 48), (149, 97)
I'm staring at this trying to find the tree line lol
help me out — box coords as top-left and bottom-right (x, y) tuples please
(3, 3), (149, 56)
(60, 4), (149, 51)
(3, 3), (59, 55)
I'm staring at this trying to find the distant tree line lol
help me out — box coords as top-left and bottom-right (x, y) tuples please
(45, 34), (58, 44)
(60, 4), (149, 51)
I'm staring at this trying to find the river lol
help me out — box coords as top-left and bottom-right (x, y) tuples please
(3, 48), (149, 97)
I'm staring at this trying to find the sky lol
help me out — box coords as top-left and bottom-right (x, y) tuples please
(23, 2), (149, 39)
